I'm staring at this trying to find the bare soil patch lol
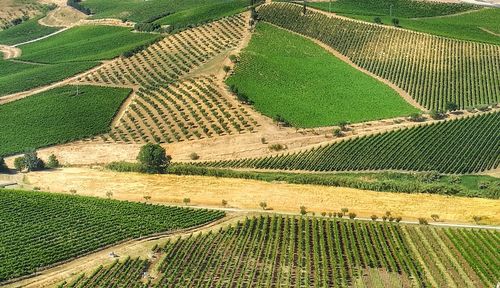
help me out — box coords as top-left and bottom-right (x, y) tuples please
(38, 6), (87, 27)
(20, 167), (500, 225)
(0, 45), (21, 59)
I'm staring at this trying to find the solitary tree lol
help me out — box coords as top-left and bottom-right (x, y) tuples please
(0, 157), (7, 172)
(445, 102), (459, 112)
(374, 17), (382, 24)
(431, 214), (440, 222)
(472, 215), (482, 224)
(391, 18), (400, 27)
(321, 212), (327, 217)
(106, 191), (113, 199)
(259, 201), (267, 210)
(395, 216), (402, 223)
(341, 208), (349, 214)
(222, 199), (228, 207)
(183, 198), (191, 206)
(24, 151), (45, 172)
(223, 65), (231, 76)
(418, 218), (429, 225)
(371, 215), (378, 221)
(46, 154), (60, 169)
(137, 144), (171, 174)
(348, 212), (357, 219)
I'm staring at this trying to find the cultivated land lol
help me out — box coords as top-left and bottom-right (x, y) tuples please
(0, 0), (499, 286)
(0, 189), (224, 282)
(309, 0), (500, 45)
(0, 85), (130, 156)
(227, 22), (418, 127)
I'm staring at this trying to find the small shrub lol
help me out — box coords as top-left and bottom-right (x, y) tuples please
(408, 113), (425, 122)
(391, 18), (400, 27)
(259, 201), (267, 210)
(416, 171), (441, 183)
(333, 128), (343, 137)
(0, 157), (7, 172)
(189, 153), (200, 160)
(431, 214), (439, 222)
(106, 191), (113, 199)
(371, 215), (378, 221)
(445, 102), (459, 112)
(46, 154), (60, 169)
(143, 195), (152, 202)
(448, 175), (461, 184)
(222, 199), (228, 207)
(300, 206), (307, 216)
(395, 216), (402, 223)
(472, 215), (482, 224)
(476, 104), (489, 112)
(478, 182), (489, 189)
(268, 144), (285, 151)
(418, 218), (428, 225)
(374, 17), (382, 24)
(321, 212), (326, 217)
(429, 110), (446, 120)
(348, 212), (356, 219)
(260, 137), (267, 144)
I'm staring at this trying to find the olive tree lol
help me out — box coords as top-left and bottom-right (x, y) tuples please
(137, 144), (171, 174)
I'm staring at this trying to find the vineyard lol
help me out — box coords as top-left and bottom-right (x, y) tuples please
(0, 85), (131, 156)
(226, 22), (418, 127)
(201, 112), (500, 174)
(97, 76), (259, 144)
(0, 0), (47, 30)
(58, 257), (148, 288)
(78, 14), (261, 144)
(78, 14), (247, 88)
(257, 3), (500, 111)
(60, 215), (499, 287)
(0, 189), (224, 281)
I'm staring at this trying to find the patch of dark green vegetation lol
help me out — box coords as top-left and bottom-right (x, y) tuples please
(0, 85), (131, 156)
(0, 189), (224, 281)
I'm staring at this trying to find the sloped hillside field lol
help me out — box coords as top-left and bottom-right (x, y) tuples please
(258, 3), (500, 111)
(0, 189), (224, 281)
(226, 22), (418, 127)
(0, 85), (131, 156)
(204, 112), (500, 174)
(59, 215), (500, 288)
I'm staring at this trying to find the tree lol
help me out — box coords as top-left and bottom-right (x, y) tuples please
(445, 102), (458, 112)
(46, 154), (60, 169)
(382, 215), (388, 221)
(348, 212), (356, 219)
(0, 157), (7, 172)
(341, 208), (349, 214)
(106, 191), (113, 199)
(321, 212), (327, 217)
(431, 214), (440, 222)
(391, 18), (400, 27)
(472, 215), (482, 224)
(144, 195), (152, 202)
(259, 201), (267, 210)
(371, 215), (378, 221)
(223, 65), (231, 76)
(137, 144), (171, 174)
(338, 121), (350, 131)
(300, 206), (307, 216)
(374, 17), (382, 24)
(429, 110), (446, 120)
(189, 153), (200, 160)
(395, 216), (402, 223)
(303, 0), (307, 15)
(183, 198), (191, 206)
(23, 151), (44, 172)
(333, 128), (343, 137)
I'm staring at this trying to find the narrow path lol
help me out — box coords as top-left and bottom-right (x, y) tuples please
(0, 45), (21, 59)
(479, 27), (500, 37)
(13, 27), (69, 47)
(409, 8), (485, 20)
(267, 22), (426, 111)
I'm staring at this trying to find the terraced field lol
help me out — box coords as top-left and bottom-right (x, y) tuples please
(202, 112), (500, 174)
(0, 189), (224, 282)
(59, 215), (500, 288)
(258, 3), (500, 111)
(0, 0), (48, 30)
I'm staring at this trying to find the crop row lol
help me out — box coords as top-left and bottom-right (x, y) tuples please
(0, 190), (224, 281)
(78, 14), (246, 89)
(202, 112), (500, 174)
(59, 216), (499, 287)
(258, 3), (500, 111)
(95, 77), (259, 144)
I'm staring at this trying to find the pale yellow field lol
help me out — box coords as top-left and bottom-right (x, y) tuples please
(24, 167), (500, 225)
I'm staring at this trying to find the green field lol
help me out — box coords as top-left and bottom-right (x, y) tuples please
(0, 85), (131, 156)
(81, 0), (250, 22)
(204, 112), (500, 174)
(0, 59), (96, 97)
(227, 23), (418, 127)
(259, 3), (500, 111)
(0, 16), (59, 46)
(0, 189), (224, 281)
(309, 1), (499, 44)
(59, 215), (500, 287)
(154, 0), (249, 30)
(18, 25), (159, 63)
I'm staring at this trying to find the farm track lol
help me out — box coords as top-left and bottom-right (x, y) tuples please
(3, 214), (245, 288)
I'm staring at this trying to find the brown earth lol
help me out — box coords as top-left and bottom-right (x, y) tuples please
(20, 167), (500, 225)
(0, 45), (21, 59)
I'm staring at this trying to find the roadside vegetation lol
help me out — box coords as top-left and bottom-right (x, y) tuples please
(0, 189), (224, 281)
(227, 22), (417, 127)
(308, 0), (499, 45)
(0, 85), (131, 156)
(201, 112), (500, 174)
